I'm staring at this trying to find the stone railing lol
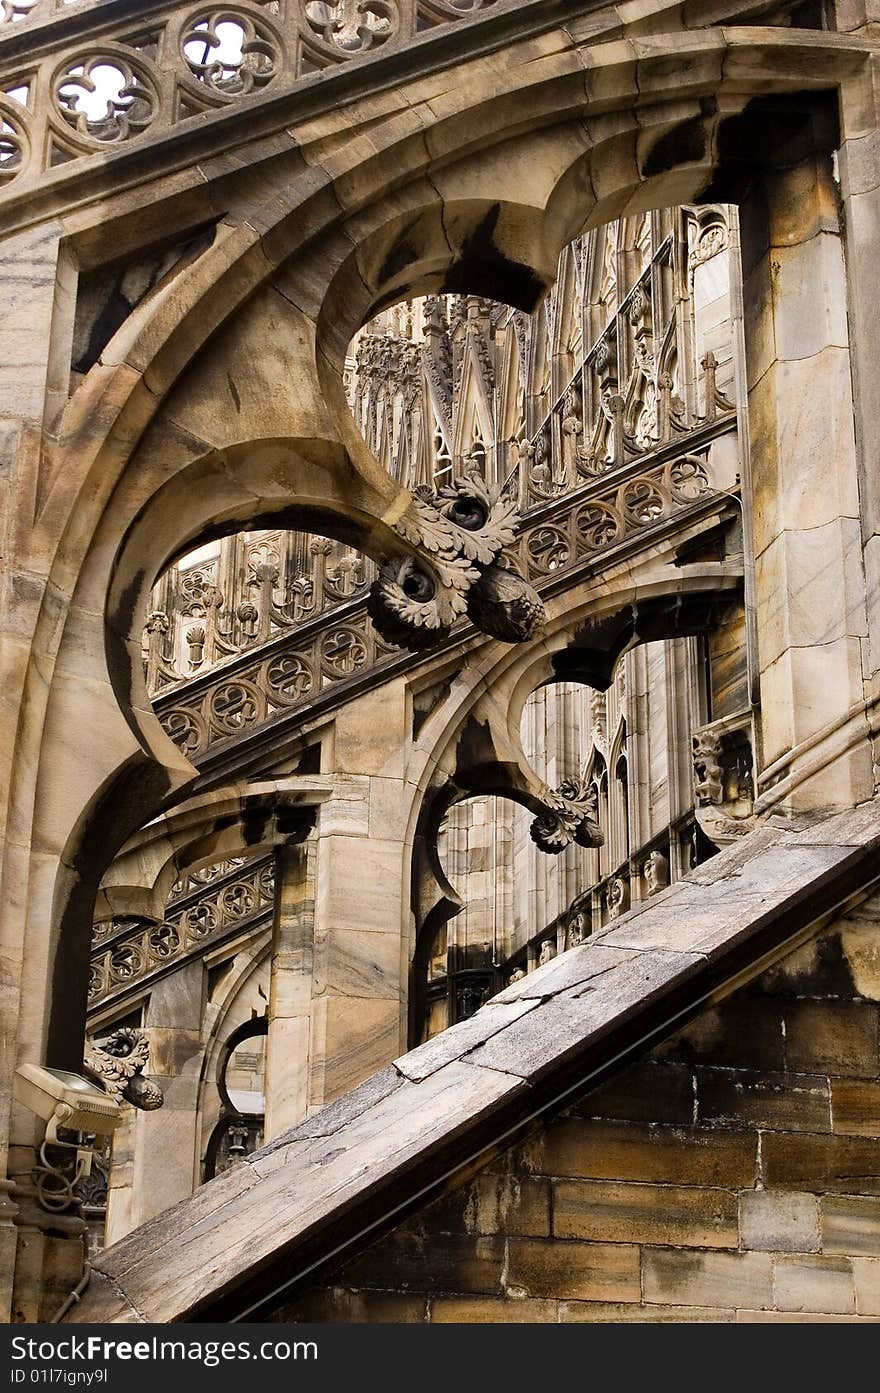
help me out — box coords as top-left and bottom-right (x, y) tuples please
(145, 539), (373, 695)
(153, 420), (737, 760)
(521, 290), (734, 513)
(0, 0), (505, 200)
(89, 852), (275, 1010)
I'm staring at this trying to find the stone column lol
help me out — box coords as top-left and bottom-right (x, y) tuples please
(836, 49), (880, 784)
(263, 838), (314, 1140)
(0, 223), (74, 1323)
(105, 962), (204, 1239)
(739, 113), (874, 813)
(306, 681), (409, 1113)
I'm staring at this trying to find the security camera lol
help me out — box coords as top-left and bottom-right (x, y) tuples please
(14, 1062), (121, 1141)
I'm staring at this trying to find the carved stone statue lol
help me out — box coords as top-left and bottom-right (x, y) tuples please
(567, 894), (591, 947)
(644, 849), (670, 896)
(538, 939), (557, 967)
(693, 730), (724, 806)
(607, 875), (630, 921)
(84, 1027), (164, 1112)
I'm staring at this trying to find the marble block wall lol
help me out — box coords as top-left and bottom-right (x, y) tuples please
(278, 893), (880, 1323)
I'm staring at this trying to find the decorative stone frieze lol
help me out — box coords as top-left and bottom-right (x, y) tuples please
(89, 855), (275, 1008)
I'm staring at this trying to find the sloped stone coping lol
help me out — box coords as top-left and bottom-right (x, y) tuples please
(68, 802), (880, 1323)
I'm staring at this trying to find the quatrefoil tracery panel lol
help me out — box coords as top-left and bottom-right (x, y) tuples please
(0, 0), (506, 185)
(53, 52), (159, 145)
(181, 9), (283, 97)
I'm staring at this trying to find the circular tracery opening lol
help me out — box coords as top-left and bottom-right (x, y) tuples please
(182, 12), (280, 95)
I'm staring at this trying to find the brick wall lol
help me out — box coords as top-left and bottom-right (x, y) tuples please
(275, 896), (880, 1323)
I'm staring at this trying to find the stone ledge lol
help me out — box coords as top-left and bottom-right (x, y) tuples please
(68, 800), (880, 1323)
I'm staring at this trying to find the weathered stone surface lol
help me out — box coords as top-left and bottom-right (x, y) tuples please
(467, 948), (705, 1080)
(736, 1309), (878, 1323)
(852, 1258), (880, 1316)
(762, 1132), (880, 1196)
(821, 1196), (880, 1256)
(66, 1270), (143, 1325)
(505, 1238), (641, 1303)
(523, 1119), (757, 1187)
(830, 1078), (880, 1137)
(696, 1067), (831, 1133)
(430, 1296), (558, 1322)
(773, 1256), (856, 1315)
(560, 1301), (736, 1322)
(280, 1287), (428, 1323)
(413, 1172), (551, 1239)
(739, 1191), (820, 1254)
(0, 0), (879, 1340)
(489, 944), (633, 1004)
(341, 1232), (506, 1296)
(642, 1249), (773, 1310)
(552, 1179), (738, 1249)
(259, 1064), (406, 1147)
(658, 998), (786, 1071)
(90, 1060), (523, 1321)
(572, 1060), (696, 1125)
(783, 1001), (879, 1076)
(394, 1000), (541, 1082)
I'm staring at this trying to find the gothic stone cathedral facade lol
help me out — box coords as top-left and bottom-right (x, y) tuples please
(1, 0), (880, 1324)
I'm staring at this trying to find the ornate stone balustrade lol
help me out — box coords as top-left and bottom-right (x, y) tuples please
(89, 853), (275, 1010)
(0, 0), (503, 200)
(154, 420), (737, 760)
(145, 535), (373, 695)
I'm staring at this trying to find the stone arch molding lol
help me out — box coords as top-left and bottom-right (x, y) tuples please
(9, 17), (871, 1072)
(405, 527), (744, 992)
(92, 780), (328, 924)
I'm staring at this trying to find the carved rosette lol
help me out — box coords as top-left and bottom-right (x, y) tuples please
(83, 1027), (164, 1111)
(530, 778), (604, 856)
(369, 473), (546, 652)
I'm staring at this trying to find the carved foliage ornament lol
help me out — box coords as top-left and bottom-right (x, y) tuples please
(530, 778), (604, 856)
(369, 472), (545, 651)
(84, 1027), (163, 1111)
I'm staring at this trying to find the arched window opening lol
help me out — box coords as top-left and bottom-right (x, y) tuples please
(203, 1018), (267, 1181)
